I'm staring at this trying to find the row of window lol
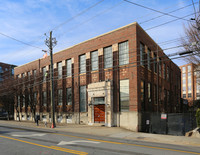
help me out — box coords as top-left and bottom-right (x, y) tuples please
(140, 43), (171, 81)
(182, 65), (192, 74)
(18, 41), (175, 84)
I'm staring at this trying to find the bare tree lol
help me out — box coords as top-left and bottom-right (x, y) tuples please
(181, 14), (200, 64)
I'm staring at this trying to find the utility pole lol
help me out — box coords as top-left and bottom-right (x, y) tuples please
(44, 31), (57, 128)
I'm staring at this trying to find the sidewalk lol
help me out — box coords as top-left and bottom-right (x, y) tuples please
(0, 120), (200, 147)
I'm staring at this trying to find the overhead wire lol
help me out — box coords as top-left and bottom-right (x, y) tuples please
(0, 51), (198, 95)
(123, 0), (191, 22)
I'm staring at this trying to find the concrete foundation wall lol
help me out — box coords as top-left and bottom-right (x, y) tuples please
(116, 111), (139, 131)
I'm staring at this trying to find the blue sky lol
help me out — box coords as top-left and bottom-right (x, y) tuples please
(0, 0), (198, 66)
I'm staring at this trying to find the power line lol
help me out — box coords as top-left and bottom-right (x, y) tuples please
(51, 0), (105, 31)
(1, 51), (197, 95)
(139, 2), (198, 25)
(0, 32), (43, 50)
(123, 0), (191, 22)
(3, 49), (197, 92)
(145, 12), (196, 31)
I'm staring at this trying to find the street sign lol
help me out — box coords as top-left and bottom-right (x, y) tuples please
(161, 114), (167, 120)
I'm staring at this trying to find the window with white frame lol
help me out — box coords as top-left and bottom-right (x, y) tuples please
(120, 79), (129, 111)
(104, 46), (112, 69)
(66, 88), (72, 105)
(66, 59), (72, 77)
(58, 89), (63, 106)
(140, 43), (145, 66)
(58, 62), (62, 79)
(91, 50), (98, 71)
(119, 41), (129, 65)
(79, 54), (86, 73)
(80, 86), (86, 112)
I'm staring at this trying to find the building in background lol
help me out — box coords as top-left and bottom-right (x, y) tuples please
(0, 62), (16, 119)
(14, 22), (181, 131)
(180, 63), (200, 106)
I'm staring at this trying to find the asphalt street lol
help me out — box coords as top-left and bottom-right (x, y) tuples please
(0, 124), (200, 155)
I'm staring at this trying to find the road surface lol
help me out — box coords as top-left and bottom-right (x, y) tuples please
(0, 124), (200, 155)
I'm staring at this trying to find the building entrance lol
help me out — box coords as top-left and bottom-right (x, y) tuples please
(93, 97), (105, 123)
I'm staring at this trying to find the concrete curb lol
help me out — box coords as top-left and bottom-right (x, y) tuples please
(1, 120), (200, 147)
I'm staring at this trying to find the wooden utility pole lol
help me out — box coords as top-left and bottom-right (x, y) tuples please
(45, 31), (57, 128)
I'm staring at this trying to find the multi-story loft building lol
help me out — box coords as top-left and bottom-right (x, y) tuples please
(14, 22), (181, 131)
(180, 63), (200, 105)
(0, 62), (16, 114)
(0, 62), (15, 84)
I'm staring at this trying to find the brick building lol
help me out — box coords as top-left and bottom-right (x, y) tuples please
(180, 63), (200, 105)
(14, 22), (181, 131)
(0, 62), (16, 116)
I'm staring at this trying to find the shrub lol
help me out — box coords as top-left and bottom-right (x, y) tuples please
(196, 108), (200, 127)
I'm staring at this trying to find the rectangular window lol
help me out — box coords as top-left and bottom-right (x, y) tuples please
(42, 67), (47, 82)
(66, 88), (72, 105)
(154, 53), (157, 73)
(141, 80), (145, 103)
(33, 70), (37, 79)
(182, 67), (186, 73)
(167, 90), (170, 105)
(163, 64), (166, 79)
(34, 92), (37, 104)
(0, 66), (2, 73)
(91, 50), (98, 71)
(28, 94), (31, 106)
(147, 48), (151, 70)
(188, 93), (192, 98)
(120, 79), (129, 111)
(167, 66), (169, 81)
(188, 65), (191, 72)
(159, 58), (161, 77)
(80, 86), (86, 112)
(22, 94), (25, 107)
(119, 41), (129, 65)
(148, 83), (151, 102)
(159, 87), (162, 104)
(11, 68), (14, 75)
(42, 91), (47, 107)
(27, 71), (31, 80)
(58, 62), (62, 79)
(154, 85), (157, 104)
(79, 54), (86, 74)
(140, 43), (145, 66)
(58, 89), (63, 106)
(66, 59), (72, 77)
(104, 46), (112, 68)
(18, 95), (20, 107)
